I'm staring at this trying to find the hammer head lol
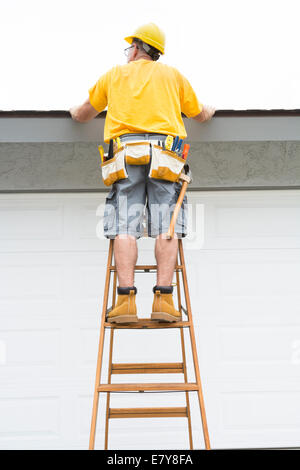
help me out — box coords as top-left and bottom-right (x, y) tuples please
(179, 164), (192, 184)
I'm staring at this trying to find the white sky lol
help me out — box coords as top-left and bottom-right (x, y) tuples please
(1, 0), (299, 110)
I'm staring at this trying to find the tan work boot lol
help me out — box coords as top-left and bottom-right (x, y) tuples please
(106, 286), (138, 324)
(151, 285), (182, 322)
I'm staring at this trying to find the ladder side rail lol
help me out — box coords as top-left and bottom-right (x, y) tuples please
(89, 239), (114, 450)
(104, 266), (117, 449)
(176, 265), (194, 449)
(178, 239), (211, 450)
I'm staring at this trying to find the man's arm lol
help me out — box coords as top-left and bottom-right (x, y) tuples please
(192, 104), (216, 123)
(69, 97), (100, 122)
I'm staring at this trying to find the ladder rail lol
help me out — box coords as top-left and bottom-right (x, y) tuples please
(178, 239), (211, 450)
(89, 239), (113, 450)
(176, 265), (194, 449)
(104, 268), (117, 449)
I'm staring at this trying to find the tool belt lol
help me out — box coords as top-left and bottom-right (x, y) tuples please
(149, 144), (186, 183)
(125, 141), (151, 165)
(101, 145), (128, 187)
(101, 141), (185, 186)
(101, 141), (151, 186)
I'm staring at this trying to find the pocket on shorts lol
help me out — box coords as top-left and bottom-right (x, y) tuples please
(174, 182), (188, 233)
(149, 145), (186, 182)
(124, 142), (151, 165)
(103, 187), (117, 232)
(101, 146), (128, 186)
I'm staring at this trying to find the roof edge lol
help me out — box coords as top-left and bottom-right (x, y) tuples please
(0, 109), (300, 118)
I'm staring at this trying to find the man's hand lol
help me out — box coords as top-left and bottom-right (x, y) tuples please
(192, 104), (216, 123)
(69, 97), (100, 122)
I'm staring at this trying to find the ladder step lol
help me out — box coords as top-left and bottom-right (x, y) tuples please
(98, 383), (198, 392)
(110, 265), (183, 272)
(105, 319), (190, 329)
(111, 362), (184, 374)
(109, 407), (188, 418)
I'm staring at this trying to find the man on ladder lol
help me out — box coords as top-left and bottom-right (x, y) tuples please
(70, 23), (215, 324)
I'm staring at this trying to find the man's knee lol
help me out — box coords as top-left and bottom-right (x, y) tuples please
(156, 233), (178, 241)
(115, 234), (137, 241)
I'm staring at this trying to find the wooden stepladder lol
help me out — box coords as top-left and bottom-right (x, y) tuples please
(89, 238), (210, 450)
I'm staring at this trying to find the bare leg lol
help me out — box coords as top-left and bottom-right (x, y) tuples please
(114, 235), (138, 287)
(155, 233), (178, 285)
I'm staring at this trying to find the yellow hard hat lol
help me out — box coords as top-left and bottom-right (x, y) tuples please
(124, 23), (165, 55)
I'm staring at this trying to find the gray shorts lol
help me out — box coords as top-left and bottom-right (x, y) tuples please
(103, 144), (188, 239)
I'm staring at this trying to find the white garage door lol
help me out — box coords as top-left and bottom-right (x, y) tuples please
(0, 190), (300, 450)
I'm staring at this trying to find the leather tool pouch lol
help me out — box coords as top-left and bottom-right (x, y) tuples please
(101, 146), (128, 187)
(124, 141), (151, 165)
(149, 144), (186, 182)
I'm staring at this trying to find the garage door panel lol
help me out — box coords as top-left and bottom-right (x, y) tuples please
(202, 296), (300, 320)
(204, 382), (300, 448)
(0, 194), (107, 252)
(0, 329), (61, 368)
(78, 394), (94, 442)
(215, 206), (300, 238)
(218, 261), (300, 296)
(186, 249), (300, 305)
(79, 328), (100, 368)
(70, 266), (107, 299)
(221, 390), (300, 431)
(193, 318), (300, 385)
(189, 251), (300, 328)
(0, 396), (60, 440)
(63, 197), (108, 250)
(76, 202), (106, 240)
(189, 251), (300, 319)
(0, 264), (63, 299)
(0, 253), (106, 316)
(0, 300), (68, 320)
(187, 191), (300, 250)
(0, 202), (64, 241)
(216, 325), (300, 375)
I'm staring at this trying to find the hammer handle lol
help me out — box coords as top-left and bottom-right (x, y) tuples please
(166, 181), (188, 239)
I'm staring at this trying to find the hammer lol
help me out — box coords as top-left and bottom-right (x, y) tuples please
(166, 165), (191, 239)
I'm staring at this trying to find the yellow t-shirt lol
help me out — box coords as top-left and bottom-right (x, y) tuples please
(88, 59), (203, 143)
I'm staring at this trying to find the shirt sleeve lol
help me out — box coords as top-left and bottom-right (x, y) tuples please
(178, 72), (203, 118)
(88, 71), (109, 112)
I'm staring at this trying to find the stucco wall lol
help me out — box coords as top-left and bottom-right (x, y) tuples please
(0, 141), (300, 192)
